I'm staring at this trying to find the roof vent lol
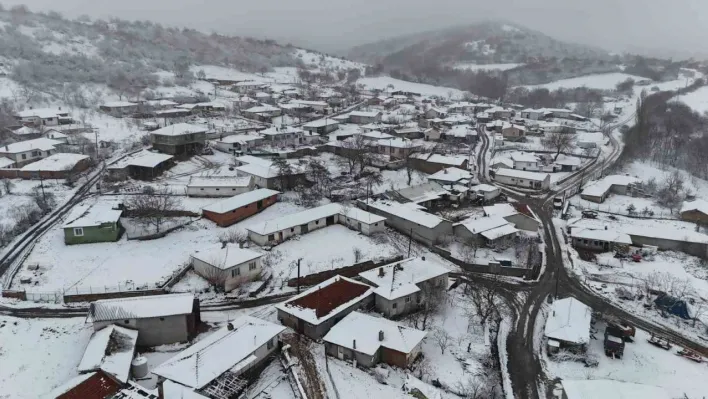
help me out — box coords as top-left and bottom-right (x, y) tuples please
(353, 339), (356, 349)
(227, 322), (234, 331)
(378, 267), (385, 277)
(378, 330), (384, 341)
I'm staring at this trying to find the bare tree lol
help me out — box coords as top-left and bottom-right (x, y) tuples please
(431, 327), (452, 354)
(306, 159), (332, 198)
(419, 282), (446, 330)
(467, 277), (501, 328)
(401, 144), (422, 185)
(272, 158), (294, 190)
(352, 247), (363, 263)
(459, 238), (479, 263)
(127, 186), (182, 233)
(542, 132), (576, 161)
(199, 263), (227, 292)
(2, 179), (14, 195)
(656, 171), (685, 213)
(339, 135), (369, 175)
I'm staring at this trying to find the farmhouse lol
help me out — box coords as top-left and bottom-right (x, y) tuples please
(99, 101), (138, 116)
(201, 188), (279, 227)
(16, 108), (70, 127)
(359, 200), (453, 246)
(544, 297), (591, 351)
(213, 133), (264, 154)
(569, 228), (632, 252)
(63, 202), (123, 245)
(323, 312), (426, 368)
(187, 176), (254, 197)
(580, 175), (640, 203)
(276, 275), (374, 339)
(235, 158), (305, 189)
(427, 167), (473, 187)
(153, 316), (286, 396)
(412, 153), (469, 174)
(483, 203), (539, 232)
(493, 169), (550, 190)
(246, 203), (385, 246)
(77, 325), (138, 384)
(19, 153), (91, 179)
(510, 152), (539, 171)
(303, 118), (340, 135)
(191, 245), (264, 292)
(680, 199), (708, 224)
(0, 138), (62, 167)
(106, 150), (174, 181)
(150, 123), (207, 156)
(471, 184), (501, 201)
(358, 257), (449, 318)
(501, 124), (526, 141)
(454, 216), (519, 246)
(350, 110), (382, 124)
(259, 126), (304, 146)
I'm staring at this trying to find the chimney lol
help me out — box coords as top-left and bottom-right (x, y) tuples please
(421, 256), (425, 261)
(353, 339), (356, 349)
(378, 330), (384, 341)
(378, 267), (385, 277)
(227, 322), (234, 331)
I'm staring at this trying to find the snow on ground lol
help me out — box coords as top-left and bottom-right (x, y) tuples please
(544, 323), (707, 398)
(453, 63), (523, 71)
(569, 191), (673, 219)
(674, 85), (708, 114)
(524, 73), (648, 91)
(373, 168), (430, 194)
(621, 160), (708, 201)
(0, 316), (92, 399)
(293, 49), (366, 73)
(356, 76), (465, 99)
(0, 179), (77, 232)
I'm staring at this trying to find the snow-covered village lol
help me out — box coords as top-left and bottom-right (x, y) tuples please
(0, 4), (708, 399)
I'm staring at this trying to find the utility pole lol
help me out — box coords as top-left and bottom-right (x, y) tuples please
(296, 258), (302, 294)
(39, 170), (46, 206)
(94, 128), (99, 161)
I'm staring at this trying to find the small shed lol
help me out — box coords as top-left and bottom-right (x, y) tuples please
(106, 150), (174, 181)
(77, 324), (138, 384)
(544, 297), (591, 351)
(202, 188), (279, 227)
(187, 176), (254, 197)
(63, 203), (123, 245)
(191, 245), (264, 292)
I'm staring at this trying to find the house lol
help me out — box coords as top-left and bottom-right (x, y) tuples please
(510, 152), (539, 171)
(580, 175), (640, 203)
(0, 138), (62, 167)
(358, 257), (449, 318)
(484, 203), (539, 232)
(106, 150), (174, 181)
(16, 108), (70, 127)
(554, 155), (581, 172)
(150, 123), (207, 156)
(501, 124), (526, 141)
(391, 182), (451, 209)
(44, 370), (122, 399)
(291, 100), (329, 113)
(350, 110), (382, 124)
(259, 126), (304, 147)
(303, 118), (339, 135)
(144, 99), (179, 110)
(569, 228), (632, 252)
(377, 138), (420, 159)
(359, 200), (453, 246)
(191, 245), (264, 292)
(234, 80), (269, 93)
(493, 169), (550, 190)
(44, 130), (69, 144)
(236, 95), (259, 108)
(391, 126), (423, 139)
(454, 216), (519, 246)
(425, 107), (448, 119)
(99, 101), (139, 116)
(246, 203), (386, 246)
(423, 127), (443, 141)
(87, 293), (200, 346)
(561, 379), (669, 399)
(427, 167), (473, 186)
(155, 108), (192, 119)
(20, 153), (91, 179)
(153, 316), (286, 396)
(520, 108), (546, 120)
(544, 297), (591, 351)
(576, 132), (605, 149)
(544, 108), (573, 119)
(242, 104), (282, 121)
(323, 312), (426, 368)
(201, 188), (279, 227)
(680, 199), (708, 224)
(471, 184), (501, 201)
(63, 202), (123, 245)
(444, 125), (477, 143)
(412, 153), (469, 174)
(276, 275), (374, 339)
(235, 157), (305, 189)
(77, 325), (138, 384)
(488, 106), (513, 119)
(490, 159), (513, 170)
(213, 133), (263, 154)
(360, 130), (394, 141)
(11, 126), (60, 140)
(187, 176), (254, 197)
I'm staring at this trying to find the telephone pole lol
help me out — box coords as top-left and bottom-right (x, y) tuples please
(296, 258), (302, 294)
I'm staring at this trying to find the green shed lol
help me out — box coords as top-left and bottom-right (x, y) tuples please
(63, 203), (123, 245)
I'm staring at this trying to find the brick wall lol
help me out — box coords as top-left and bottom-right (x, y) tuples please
(287, 255), (404, 287)
(202, 194), (278, 227)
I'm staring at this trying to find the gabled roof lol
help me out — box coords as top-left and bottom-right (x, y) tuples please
(544, 297), (592, 344)
(457, 216), (517, 240)
(202, 188), (280, 214)
(428, 167), (472, 183)
(108, 150), (173, 169)
(680, 199), (708, 215)
(483, 203), (517, 218)
(472, 183), (499, 193)
(494, 168), (549, 182)
(153, 316), (286, 389)
(191, 245), (263, 270)
(77, 325), (139, 383)
(303, 119), (339, 128)
(364, 200), (444, 229)
(187, 176), (252, 188)
(323, 312), (426, 356)
(246, 203), (385, 236)
(101, 101), (137, 108)
(151, 123), (207, 137)
(17, 108), (68, 118)
(63, 202), (123, 229)
(350, 110), (382, 118)
(43, 371), (121, 399)
(580, 175), (640, 198)
(275, 275), (373, 325)
(569, 228), (632, 245)
(20, 153), (89, 172)
(87, 293), (195, 323)
(359, 257), (449, 300)
(0, 138), (61, 154)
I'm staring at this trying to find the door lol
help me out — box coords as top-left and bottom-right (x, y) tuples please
(278, 232), (284, 242)
(326, 216), (335, 226)
(257, 200), (263, 209)
(301, 224), (309, 234)
(338, 346), (344, 360)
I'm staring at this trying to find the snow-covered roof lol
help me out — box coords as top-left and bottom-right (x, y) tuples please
(446, 125), (477, 137)
(291, 99), (328, 107)
(359, 257), (449, 300)
(202, 188), (279, 214)
(414, 153), (468, 167)
(491, 159), (514, 168)
(215, 134), (262, 144)
(323, 312), (426, 356)
(0, 157), (14, 168)
(151, 123), (207, 137)
(428, 167), (472, 183)
(153, 316), (286, 389)
(494, 168), (549, 182)
(20, 153), (89, 172)
(43, 372), (120, 399)
(510, 152), (538, 163)
(395, 182), (448, 204)
(378, 137), (419, 148)
(576, 132), (605, 143)
(235, 161), (304, 179)
(472, 184), (499, 193)
(108, 150), (173, 169)
(350, 110), (382, 118)
(554, 155), (581, 166)
(162, 381), (208, 399)
(45, 131), (68, 140)
(275, 275), (374, 325)
(77, 325), (138, 383)
(544, 297), (592, 344)
(63, 202), (123, 229)
(146, 99), (178, 107)
(303, 119), (339, 128)
(101, 101), (137, 108)
(581, 175), (639, 197)
(192, 245), (263, 270)
(87, 293), (195, 323)
(17, 108), (68, 118)
(457, 216), (513, 235)
(13, 126), (43, 135)
(562, 379), (668, 399)
(260, 126), (303, 136)
(365, 200), (444, 229)
(188, 176), (252, 188)
(361, 130), (394, 140)
(680, 199), (708, 215)
(480, 224), (519, 240)
(246, 203), (385, 236)
(483, 203), (518, 218)
(569, 228), (632, 245)
(0, 138), (61, 154)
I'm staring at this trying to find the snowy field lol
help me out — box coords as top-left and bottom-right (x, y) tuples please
(293, 49), (366, 73)
(356, 76), (465, 99)
(673, 85), (708, 114)
(453, 63), (523, 71)
(621, 160), (708, 200)
(0, 316), (92, 399)
(524, 73), (648, 91)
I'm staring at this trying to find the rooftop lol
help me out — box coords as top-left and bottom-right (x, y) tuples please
(260, 126), (303, 136)
(364, 200), (444, 229)
(17, 107), (68, 118)
(680, 199), (708, 215)
(102, 101), (137, 108)
(569, 228), (633, 245)
(483, 203), (517, 218)
(561, 379), (668, 399)
(108, 150), (173, 169)
(77, 325), (139, 383)
(472, 184), (499, 193)
(215, 134), (262, 144)
(359, 257), (449, 300)
(510, 152), (539, 163)
(276, 275), (373, 325)
(153, 316), (285, 389)
(151, 123), (207, 137)
(323, 312), (426, 356)
(428, 167), (472, 183)
(192, 244), (263, 270)
(415, 153), (468, 167)
(480, 223), (519, 240)
(350, 110), (382, 118)
(0, 157), (14, 168)
(202, 188), (280, 214)
(0, 138), (61, 154)
(63, 202), (123, 229)
(87, 293), (195, 323)
(246, 203), (385, 236)
(581, 175), (640, 198)
(395, 182), (449, 204)
(303, 119), (339, 128)
(43, 371), (121, 399)
(187, 176), (253, 188)
(544, 297), (592, 344)
(494, 168), (549, 181)
(457, 216), (515, 236)
(20, 153), (89, 172)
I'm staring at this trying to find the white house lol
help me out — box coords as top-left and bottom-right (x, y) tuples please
(510, 152), (539, 171)
(454, 216), (519, 246)
(191, 245), (263, 292)
(303, 118), (340, 135)
(350, 110), (383, 124)
(544, 297), (591, 349)
(493, 169), (550, 190)
(16, 108), (70, 127)
(213, 134), (264, 154)
(0, 138), (62, 167)
(471, 184), (501, 201)
(259, 126), (304, 147)
(186, 176), (254, 197)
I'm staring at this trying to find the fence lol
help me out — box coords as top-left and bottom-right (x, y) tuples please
(430, 246), (531, 278)
(286, 255), (405, 287)
(569, 200), (678, 220)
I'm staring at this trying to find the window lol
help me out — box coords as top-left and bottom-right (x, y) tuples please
(231, 268), (241, 277)
(31, 151), (40, 157)
(124, 320), (129, 324)
(159, 317), (165, 321)
(73, 228), (84, 237)
(267, 338), (274, 350)
(200, 188), (204, 191)
(405, 296), (411, 303)
(291, 228), (294, 232)
(21, 154), (26, 160)
(215, 188), (220, 191)
(315, 220), (319, 225)
(232, 188), (236, 191)
(268, 234), (275, 241)
(392, 302), (398, 309)
(249, 262), (257, 271)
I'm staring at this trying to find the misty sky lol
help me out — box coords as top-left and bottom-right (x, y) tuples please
(4, 0), (708, 57)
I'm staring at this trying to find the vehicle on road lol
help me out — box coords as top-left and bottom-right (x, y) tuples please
(553, 197), (563, 210)
(604, 326), (626, 358)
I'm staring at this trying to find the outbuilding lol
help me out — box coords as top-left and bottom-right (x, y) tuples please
(483, 203), (539, 232)
(63, 203), (123, 245)
(493, 169), (550, 190)
(20, 153), (91, 179)
(680, 199), (708, 224)
(471, 184), (501, 201)
(580, 175), (640, 203)
(303, 118), (340, 135)
(191, 245), (264, 292)
(106, 150), (174, 181)
(358, 200), (453, 246)
(454, 216), (519, 247)
(202, 188), (279, 227)
(186, 176), (254, 197)
(544, 297), (592, 351)
(349, 110), (383, 124)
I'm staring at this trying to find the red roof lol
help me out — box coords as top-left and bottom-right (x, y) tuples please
(289, 278), (371, 319)
(512, 203), (535, 219)
(56, 371), (121, 399)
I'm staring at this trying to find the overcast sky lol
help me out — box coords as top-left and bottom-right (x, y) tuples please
(4, 0), (708, 58)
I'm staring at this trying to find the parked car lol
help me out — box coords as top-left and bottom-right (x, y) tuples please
(582, 210), (599, 219)
(553, 197), (563, 210)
